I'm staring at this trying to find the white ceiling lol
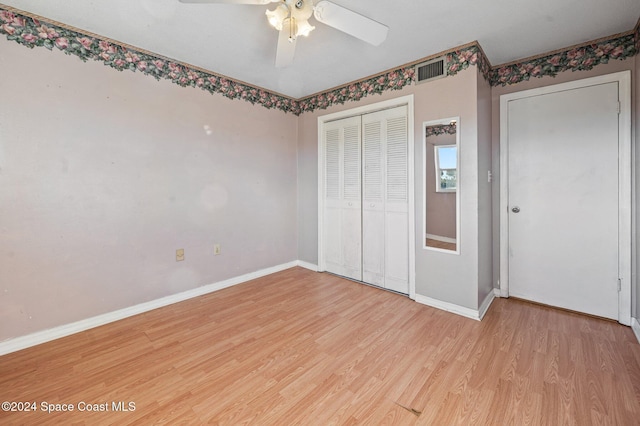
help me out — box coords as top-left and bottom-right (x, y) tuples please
(2, 0), (639, 98)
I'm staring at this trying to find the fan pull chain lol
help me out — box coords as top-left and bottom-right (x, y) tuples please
(289, 16), (296, 42)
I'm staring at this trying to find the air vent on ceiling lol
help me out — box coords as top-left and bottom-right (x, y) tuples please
(415, 57), (447, 84)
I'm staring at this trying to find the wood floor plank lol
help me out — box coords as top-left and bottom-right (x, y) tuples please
(1, 267), (640, 425)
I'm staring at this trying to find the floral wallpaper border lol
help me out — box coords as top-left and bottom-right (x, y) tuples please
(489, 32), (637, 86)
(635, 18), (640, 55)
(0, 8), (301, 114)
(297, 44), (491, 114)
(1, 6), (639, 115)
(425, 123), (457, 138)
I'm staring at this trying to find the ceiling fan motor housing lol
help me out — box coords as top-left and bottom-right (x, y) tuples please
(267, 0), (315, 38)
(287, 0), (313, 22)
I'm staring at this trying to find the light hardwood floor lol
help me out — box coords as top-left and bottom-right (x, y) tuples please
(1, 267), (639, 425)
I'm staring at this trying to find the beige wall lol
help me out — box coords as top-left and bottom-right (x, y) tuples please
(0, 40), (299, 340)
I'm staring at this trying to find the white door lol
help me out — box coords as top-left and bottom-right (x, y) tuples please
(323, 116), (362, 281)
(362, 106), (409, 293)
(506, 81), (621, 319)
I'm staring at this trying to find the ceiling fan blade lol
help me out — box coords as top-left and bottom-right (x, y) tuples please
(275, 24), (297, 68)
(178, 0), (277, 4)
(313, 0), (388, 46)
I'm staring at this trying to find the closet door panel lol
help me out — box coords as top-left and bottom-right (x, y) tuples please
(385, 207), (409, 292)
(323, 127), (343, 273)
(363, 205), (384, 285)
(324, 207), (342, 268)
(322, 116), (362, 281)
(341, 123), (362, 280)
(384, 109), (409, 293)
(361, 106), (409, 293)
(362, 120), (385, 285)
(342, 206), (362, 279)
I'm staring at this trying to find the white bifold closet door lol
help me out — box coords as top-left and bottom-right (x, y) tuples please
(323, 115), (363, 281)
(323, 105), (409, 294)
(362, 106), (409, 293)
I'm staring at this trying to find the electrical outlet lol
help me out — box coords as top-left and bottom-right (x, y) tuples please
(214, 244), (221, 255)
(176, 248), (185, 261)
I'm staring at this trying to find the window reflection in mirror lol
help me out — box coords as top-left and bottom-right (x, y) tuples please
(435, 145), (457, 192)
(424, 118), (459, 253)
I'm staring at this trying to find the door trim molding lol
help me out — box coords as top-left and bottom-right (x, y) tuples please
(499, 70), (632, 325)
(632, 318), (640, 345)
(317, 95), (416, 299)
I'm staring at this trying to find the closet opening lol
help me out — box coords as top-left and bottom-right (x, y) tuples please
(317, 95), (416, 298)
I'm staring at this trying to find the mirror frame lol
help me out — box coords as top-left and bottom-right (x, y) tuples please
(423, 117), (460, 254)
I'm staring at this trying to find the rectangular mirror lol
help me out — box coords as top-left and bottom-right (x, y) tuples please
(424, 117), (460, 254)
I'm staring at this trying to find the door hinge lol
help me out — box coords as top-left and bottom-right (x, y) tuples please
(617, 278), (622, 292)
(617, 101), (621, 114)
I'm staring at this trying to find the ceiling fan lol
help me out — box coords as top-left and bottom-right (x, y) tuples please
(178, 0), (388, 68)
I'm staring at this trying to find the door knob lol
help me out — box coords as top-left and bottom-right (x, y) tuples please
(511, 206), (520, 213)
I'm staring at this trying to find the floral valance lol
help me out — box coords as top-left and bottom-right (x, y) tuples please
(425, 124), (457, 138)
(297, 45), (491, 114)
(490, 34), (636, 86)
(0, 8), (300, 114)
(1, 7), (638, 115)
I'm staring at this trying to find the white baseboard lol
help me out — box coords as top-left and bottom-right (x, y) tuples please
(296, 260), (319, 272)
(632, 317), (640, 345)
(478, 290), (496, 320)
(415, 292), (494, 321)
(425, 233), (456, 244)
(0, 260), (299, 356)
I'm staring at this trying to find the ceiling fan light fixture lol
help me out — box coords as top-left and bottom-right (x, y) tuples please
(266, 0), (315, 39)
(295, 19), (315, 37)
(266, 4), (288, 30)
(180, 0), (388, 68)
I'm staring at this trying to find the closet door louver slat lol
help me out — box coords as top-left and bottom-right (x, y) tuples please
(343, 125), (361, 200)
(363, 121), (383, 201)
(386, 117), (408, 202)
(325, 128), (340, 199)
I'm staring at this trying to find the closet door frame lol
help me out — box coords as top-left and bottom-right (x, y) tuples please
(317, 95), (416, 299)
